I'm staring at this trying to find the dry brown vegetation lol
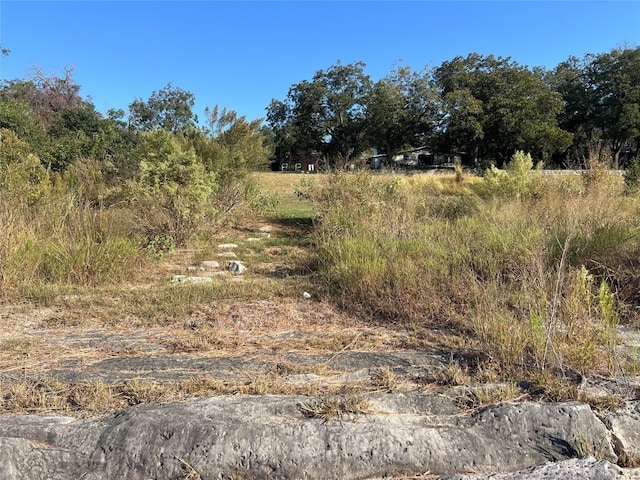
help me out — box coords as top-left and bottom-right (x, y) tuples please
(1, 166), (639, 417)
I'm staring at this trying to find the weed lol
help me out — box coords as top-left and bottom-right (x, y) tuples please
(176, 457), (203, 480)
(369, 367), (399, 392)
(145, 233), (176, 259)
(462, 383), (521, 409)
(311, 167), (636, 382)
(623, 157), (640, 194)
(298, 395), (372, 422)
(571, 428), (611, 461)
(432, 361), (471, 387)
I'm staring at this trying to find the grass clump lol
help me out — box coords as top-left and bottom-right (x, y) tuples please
(311, 155), (639, 386)
(298, 395), (373, 422)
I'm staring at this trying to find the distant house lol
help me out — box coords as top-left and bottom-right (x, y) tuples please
(367, 147), (474, 169)
(274, 157), (319, 173)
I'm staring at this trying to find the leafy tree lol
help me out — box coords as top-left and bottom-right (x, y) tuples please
(204, 105), (271, 173)
(585, 48), (639, 166)
(435, 54), (571, 166)
(1, 67), (86, 131)
(267, 61), (372, 169)
(366, 65), (438, 162)
(0, 96), (45, 148)
(128, 83), (197, 133)
(0, 68), (128, 172)
(549, 47), (640, 167)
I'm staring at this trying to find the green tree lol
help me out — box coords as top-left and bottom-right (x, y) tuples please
(435, 54), (571, 166)
(204, 105), (271, 174)
(267, 61), (372, 169)
(549, 47), (640, 167)
(128, 83), (197, 133)
(0, 68), (129, 172)
(366, 65), (438, 162)
(0, 96), (45, 148)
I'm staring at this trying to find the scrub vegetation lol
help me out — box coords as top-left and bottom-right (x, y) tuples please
(310, 156), (640, 383)
(1, 46), (639, 416)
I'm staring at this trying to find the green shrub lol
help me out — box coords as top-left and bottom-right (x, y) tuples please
(624, 157), (640, 194)
(312, 170), (632, 379)
(132, 131), (220, 246)
(475, 150), (537, 199)
(0, 151), (52, 205)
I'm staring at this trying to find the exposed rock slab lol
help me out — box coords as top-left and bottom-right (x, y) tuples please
(436, 456), (639, 480)
(34, 351), (450, 384)
(0, 394), (622, 480)
(602, 400), (640, 465)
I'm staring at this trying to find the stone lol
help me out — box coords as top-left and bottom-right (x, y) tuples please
(216, 251), (237, 258)
(227, 260), (246, 275)
(436, 456), (637, 480)
(603, 400), (640, 465)
(217, 243), (238, 249)
(200, 260), (220, 270)
(172, 275), (212, 284)
(0, 395), (623, 480)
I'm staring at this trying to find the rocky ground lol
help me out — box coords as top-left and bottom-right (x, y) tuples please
(1, 222), (640, 479)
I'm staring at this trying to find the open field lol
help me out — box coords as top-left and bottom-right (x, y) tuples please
(1, 168), (639, 419)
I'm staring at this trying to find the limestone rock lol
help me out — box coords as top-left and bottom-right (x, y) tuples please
(0, 395), (622, 480)
(216, 251), (237, 258)
(603, 400), (640, 466)
(172, 275), (212, 284)
(436, 456), (637, 480)
(200, 260), (220, 270)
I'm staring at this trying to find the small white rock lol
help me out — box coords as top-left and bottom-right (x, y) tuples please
(201, 260), (220, 270)
(303, 291), (312, 299)
(217, 243), (238, 249)
(184, 276), (213, 284)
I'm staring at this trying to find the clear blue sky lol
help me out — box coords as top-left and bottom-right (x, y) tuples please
(1, 1), (639, 123)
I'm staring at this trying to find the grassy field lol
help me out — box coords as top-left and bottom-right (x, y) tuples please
(249, 171), (319, 220)
(1, 165), (639, 418)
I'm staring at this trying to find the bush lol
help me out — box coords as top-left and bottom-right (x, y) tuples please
(312, 170), (636, 380)
(129, 131), (220, 246)
(475, 150), (537, 199)
(624, 157), (640, 194)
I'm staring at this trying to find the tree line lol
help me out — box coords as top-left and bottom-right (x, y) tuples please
(267, 48), (640, 170)
(0, 65), (271, 177)
(0, 58), (272, 247)
(0, 47), (638, 178)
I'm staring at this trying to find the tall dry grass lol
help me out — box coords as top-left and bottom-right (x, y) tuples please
(311, 163), (640, 379)
(0, 191), (143, 297)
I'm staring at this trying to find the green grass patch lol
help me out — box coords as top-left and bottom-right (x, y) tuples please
(311, 164), (639, 382)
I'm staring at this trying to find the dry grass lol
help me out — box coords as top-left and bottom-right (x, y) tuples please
(1, 170), (638, 417)
(298, 395), (373, 422)
(0, 374), (396, 418)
